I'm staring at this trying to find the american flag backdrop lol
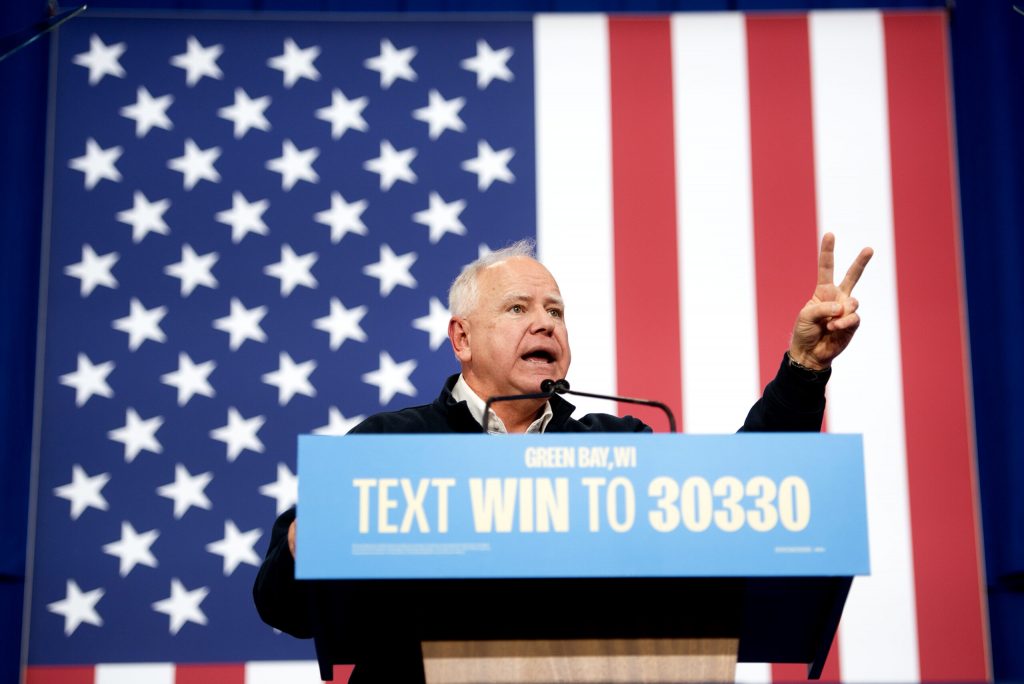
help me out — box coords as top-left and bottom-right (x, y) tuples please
(27, 9), (987, 684)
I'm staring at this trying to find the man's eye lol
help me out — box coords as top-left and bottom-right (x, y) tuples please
(510, 304), (524, 313)
(548, 309), (562, 319)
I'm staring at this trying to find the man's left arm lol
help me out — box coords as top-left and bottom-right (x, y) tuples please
(740, 233), (873, 433)
(739, 354), (830, 432)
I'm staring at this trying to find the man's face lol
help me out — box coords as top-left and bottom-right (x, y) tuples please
(453, 257), (571, 399)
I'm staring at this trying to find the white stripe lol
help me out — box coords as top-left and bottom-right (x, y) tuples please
(809, 10), (920, 682)
(245, 659), (326, 683)
(534, 14), (618, 417)
(672, 13), (761, 432)
(96, 663), (173, 684)
(734, 662), (773, 684)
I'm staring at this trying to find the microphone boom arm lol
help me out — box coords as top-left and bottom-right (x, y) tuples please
(482, 381), (678, 433)
(559, 388), (677, 433)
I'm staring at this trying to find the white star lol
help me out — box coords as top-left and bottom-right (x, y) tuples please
(72, 34), (125, 85)
(116, 191), (171, 243)
(462, 140), (515, 191)
(59, 353), (114, 407)
(259, 463), (299, 515)
(217, 88), (271, 139)
(160, 352), (216, 407)
(54, 464), (110, 520)
(313, 407), (365, 437)
(363, 243), (417, 297)
(152, 578), (209, 635)
(157, 463), (213, 519)
(313, 297), (367, 350)
(47, 580), (104, 636)
(64, 244), (119, 296)
(170, 36), (223, 87)
(364, 38), (417, 89)
(412, 89), (466, 140)
(215, 191), (269, 243)
(111, 297), (167, 351)
(460, 39), (514, 89)
(210, 407), (265, 462)
(205, 520), (262, 576)
(265, 139), (319, 191)
(314, 192), (367, 244)
(212, 298), (267, 350)
(167, 138), (221, 190)
(412, 191), (467, 244)
(315, 88), (368, 140)
(264, 244), (317, 296)
(165, 243), (218, 297)
(102, 521), (159, 577)
(478, 243), (493, 259)
(261, 352), (316, 406)
(268, 37), (320, 88)
(119, 86), (174, 137)
(107, 408), (163, 464)
(68, 138), (123, 190)
(413, 297), (452, 351)
(362, 351), (418, 406)
(364, 140), (417, 191)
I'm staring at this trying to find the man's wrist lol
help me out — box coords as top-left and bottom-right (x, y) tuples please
(786, 351), (830, 374)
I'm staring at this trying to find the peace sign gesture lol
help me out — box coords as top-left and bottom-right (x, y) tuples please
(788, 233), (874, 370)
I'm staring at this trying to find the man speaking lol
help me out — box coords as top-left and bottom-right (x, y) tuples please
(254, 234), (872, 682)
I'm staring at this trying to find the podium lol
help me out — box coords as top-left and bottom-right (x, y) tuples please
(297, 433), (869, 682)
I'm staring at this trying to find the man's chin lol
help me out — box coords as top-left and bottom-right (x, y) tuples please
(514, 366), (564, 393)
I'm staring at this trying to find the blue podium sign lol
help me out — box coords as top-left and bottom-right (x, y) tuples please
(296, 433), (869, 580)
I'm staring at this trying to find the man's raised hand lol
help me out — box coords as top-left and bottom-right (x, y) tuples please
(788, 233), (873, 370)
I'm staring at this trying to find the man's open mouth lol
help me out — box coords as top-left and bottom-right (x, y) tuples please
(521, 350), (555, 364)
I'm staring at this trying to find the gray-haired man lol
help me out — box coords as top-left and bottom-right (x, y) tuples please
(254, 234), (872, 682)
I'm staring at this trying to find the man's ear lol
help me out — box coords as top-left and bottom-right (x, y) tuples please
(449, 317), (471, 363)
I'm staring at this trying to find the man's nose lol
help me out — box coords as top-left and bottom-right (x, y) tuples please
(529, 310), (554, 334)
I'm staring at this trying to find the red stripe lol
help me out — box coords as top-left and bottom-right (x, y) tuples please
(884, 11), (990, 680)
(771, 634), (840, 683)
(607, 17), (683, 431)
(772, 663), (820, 683)
(175, 664), (244, 684)
(178, 663), (354, 684)
(746, 15), (840, 681)
(25, 666), (95, 684)
(331, 664), (355, 683)
(746, 14), (822, 392)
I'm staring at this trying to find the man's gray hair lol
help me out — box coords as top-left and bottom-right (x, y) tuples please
(448, 239), (537, 317)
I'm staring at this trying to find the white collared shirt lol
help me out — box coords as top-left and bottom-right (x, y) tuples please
(452, 374), (554, 434)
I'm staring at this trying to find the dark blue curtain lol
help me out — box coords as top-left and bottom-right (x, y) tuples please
(950, 3), (1024, 679)
(0, 3), (50, 683)
(4, 1), (1020, 681)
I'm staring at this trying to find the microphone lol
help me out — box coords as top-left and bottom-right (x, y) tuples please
(482, 385), (557, 434)
(540, 379), (677, 433)
(539, 379), (570, 394)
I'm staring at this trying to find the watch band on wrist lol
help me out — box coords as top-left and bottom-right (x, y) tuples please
(787, 353), (830, 375)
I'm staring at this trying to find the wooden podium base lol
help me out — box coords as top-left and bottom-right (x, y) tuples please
(422, 638), (739, 684)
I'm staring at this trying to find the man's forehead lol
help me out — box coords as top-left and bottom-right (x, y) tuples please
(501, 289), (564, 304)
(480, 258), (560, 293)
(480, 257), (557, 286)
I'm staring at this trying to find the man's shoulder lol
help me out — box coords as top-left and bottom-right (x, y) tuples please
(348, 402), (449, 434)
(347, 374), (479, 434)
